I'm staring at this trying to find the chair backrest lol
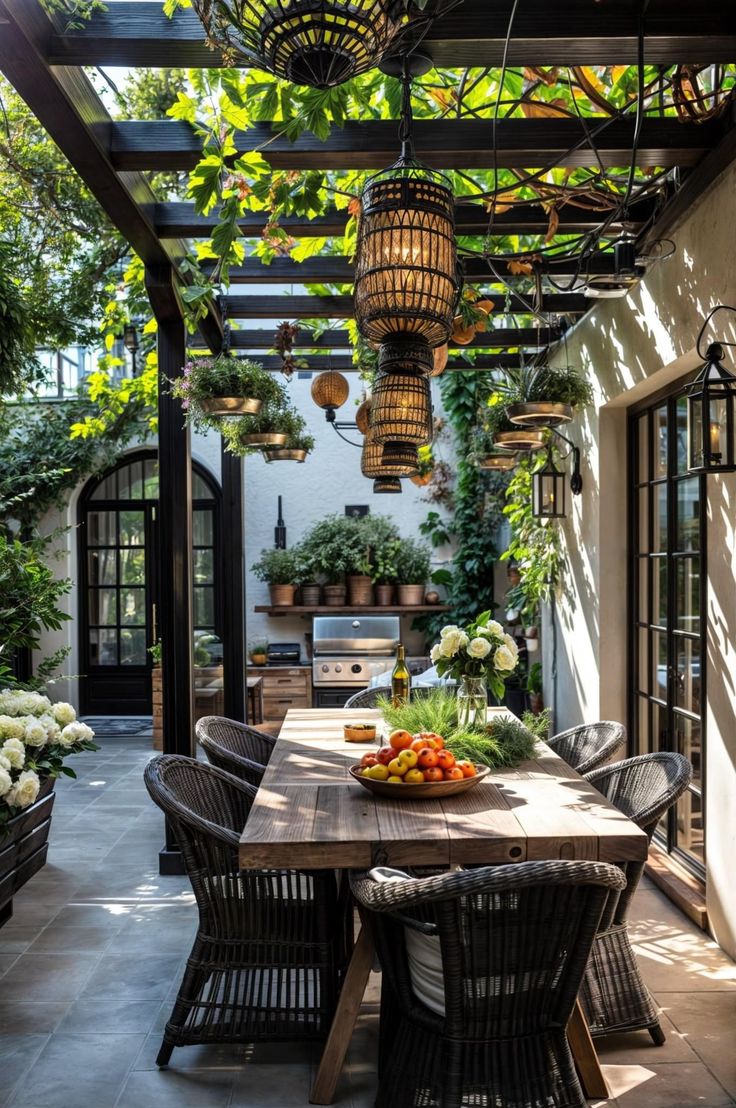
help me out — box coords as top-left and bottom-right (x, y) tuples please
(145, 755), (257, 935)
(547, 720), (626, 775)
(343, 683), (434, 710)
(351, 860), (625, 1041)
(585, 751), (692, 924)
(196, 715), (275, 786)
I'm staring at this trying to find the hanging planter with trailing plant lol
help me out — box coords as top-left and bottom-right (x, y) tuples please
(264, 408), (315, 462)
(498, 364), (594, 429)
(170, 355), (283, 427)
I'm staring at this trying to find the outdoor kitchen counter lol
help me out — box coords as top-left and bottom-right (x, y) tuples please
(245, 666), (311, 721)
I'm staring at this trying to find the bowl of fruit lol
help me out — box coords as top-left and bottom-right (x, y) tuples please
(350, 729), (489, 799)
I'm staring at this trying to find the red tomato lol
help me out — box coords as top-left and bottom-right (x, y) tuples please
(436, 749), (456, 770)
(457, 760), (477, 778)
(376, 746), (395, 766)
(423, 767), (444, 782)
(444, 766), (465, 781)
(417, 747), (439, 769)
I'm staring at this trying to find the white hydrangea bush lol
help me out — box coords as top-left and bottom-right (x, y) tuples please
(0, 689), (97, 832)
(431, 611), (519, 700)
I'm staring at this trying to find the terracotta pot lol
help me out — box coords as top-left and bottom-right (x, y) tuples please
(269, 583), (296, 606)
(323, 584), (347, 607)
(375, 584), (394, 607)
(199, 396), (262, 417)
(249, 653), (267, 666)
(348, 575), (373, 606)
(425, 590), (441, 605)
(529, 692), (544, 715)
(397, 584), (425, 606)
(410, 472), (432, 487)
(300, 584), (322, 606)
(451, 317), (475, 345)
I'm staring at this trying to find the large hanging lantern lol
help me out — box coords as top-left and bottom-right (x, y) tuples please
(311, 370), (349, 415)
(354, 58), (459, 350)
(190, 0), (407, 88)
(532, 453), (566, 518)
(370, 369), (432, 446)
(686, 342), (736, 473)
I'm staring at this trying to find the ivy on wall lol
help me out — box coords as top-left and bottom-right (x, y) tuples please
(501, 451), (563, 614)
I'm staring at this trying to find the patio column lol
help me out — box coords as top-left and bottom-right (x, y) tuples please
(220, 442), (247, 721)
(147, 265), (194, 875)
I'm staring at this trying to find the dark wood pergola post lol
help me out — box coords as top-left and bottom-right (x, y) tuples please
(220, 443), (247, 722)
(147, 265), (194, 874)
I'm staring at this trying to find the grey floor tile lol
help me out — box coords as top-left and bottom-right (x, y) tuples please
(134, 1033), (249, 1072)
(229, 1063), (314, 1107)
(0, 953), (101, 1003)
(7, 1032), (145, 1108)
(0, 956), (18, 976)
(664, 992), (736, 1097)
(0, 1035), (48, 1107)
(27, 926), (115, 954)
(80, 952), (183, 1002)
(56, 997), (162, 1036)
(0, 1004), (72, 1036)
(602, 1061), (736, 1106)
(115, 1067), (234, 1108)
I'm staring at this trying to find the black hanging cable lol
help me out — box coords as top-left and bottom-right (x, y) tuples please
(696, 305), (736, 360)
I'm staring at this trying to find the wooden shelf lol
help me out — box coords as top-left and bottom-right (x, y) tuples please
(254, 605), (450, 616)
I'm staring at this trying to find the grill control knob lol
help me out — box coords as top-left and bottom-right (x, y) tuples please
(321, 664), (329, 673)
(351, 663), (362, 674)
(335, 664), (343, 673)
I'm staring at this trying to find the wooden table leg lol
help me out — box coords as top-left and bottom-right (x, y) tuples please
(568, 999), (609, 1100)
(310, 924), (375, 1106)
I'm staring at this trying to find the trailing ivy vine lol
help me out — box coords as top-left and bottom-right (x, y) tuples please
(501, 452), (563, 611)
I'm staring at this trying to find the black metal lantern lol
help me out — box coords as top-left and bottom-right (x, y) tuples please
(361, 434), (417, 479)
(370, 368), (432, 446)
(354, 58), (459, 350)
(532, 453), (566, 518)
(190, 0), (407, 87)
(373, 477), (402, 493)
(686, 342), (736, 473)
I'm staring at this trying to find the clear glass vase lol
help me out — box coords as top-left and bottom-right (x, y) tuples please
(457, 675), (488, 730)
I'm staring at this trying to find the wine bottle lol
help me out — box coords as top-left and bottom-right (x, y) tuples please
(391, 643), (411, 707)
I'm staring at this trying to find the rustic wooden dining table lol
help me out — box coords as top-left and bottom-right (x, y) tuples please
(239, 706), (649, 1105)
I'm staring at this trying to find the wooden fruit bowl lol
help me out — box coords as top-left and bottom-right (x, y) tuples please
(349, 764), (489, 800)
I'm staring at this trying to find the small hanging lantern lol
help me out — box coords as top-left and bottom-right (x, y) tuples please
(686, 342), (736, 473)
(532, 453), (566, 518)
(373, 477), (402, 494)
(355, 397), (372, 435)
(190, 0), (406, 88)
(361, 434), (417, 479)
(382, 441), (419, 470)
(354, 56), (459, 352)
(311, 370), (350, 419)
(370, 369), (432, 446)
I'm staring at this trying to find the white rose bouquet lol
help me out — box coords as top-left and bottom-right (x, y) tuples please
(430, 610), (519, 700)
(0, 689), (97, 834)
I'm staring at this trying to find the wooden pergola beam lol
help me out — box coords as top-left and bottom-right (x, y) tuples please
(155, 198), (657, 240)
(220, 293), (588, 318)
(187, 347), (530, 371)
(202, 254), (625, 284)
(111, 118), (720, 173)
(46, 1), (736, 68)
(190, 327), (558, 349)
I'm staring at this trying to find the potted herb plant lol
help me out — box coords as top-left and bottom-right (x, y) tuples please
(497, 364), (593, 429)
(220, 396), (292, 455)
(249, 640), (268, 666)
(263, 409), (315, 463)
(371, 535), (401, 606)
(170, 356), (282, 425)
(394, 538), (432, 605)
(251, 547), (304, 607)
(300, 516), (365, 606)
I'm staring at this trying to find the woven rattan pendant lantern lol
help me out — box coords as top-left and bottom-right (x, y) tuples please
(354, 57), (458, 350)
(361, 434), (417, 479)
(190, 0), (406, 87)
(373, 477), (402, 493)
(311, 370), (349, 415)
(370, 369), (432, 446)
(355, 397), (372, 434)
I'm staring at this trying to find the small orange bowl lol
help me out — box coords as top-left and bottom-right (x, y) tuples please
(344, 723), (377, 743)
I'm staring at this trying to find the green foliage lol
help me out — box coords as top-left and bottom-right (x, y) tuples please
(0, 535), (71, 687)
(501, 455), (562, 607)
(0, 248), (39, 397)
(526, 662), (543, 696)
(394, 538), (432, 586)
(250, 547), (305, 586)
(494, 364), (594, 409)
(521, 706), (551, 739)
(170, 355), (284, 430)
(299, 514), (371, 584)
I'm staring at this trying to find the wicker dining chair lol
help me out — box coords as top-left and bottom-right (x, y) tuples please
(196, 715), (276, 788)
(343, 682), (434, 710)
(351, 860), (626, 1108)
(547, 720), (626, 775)
(581, 751), (693, 1043)
(144, 755), (352, 1066)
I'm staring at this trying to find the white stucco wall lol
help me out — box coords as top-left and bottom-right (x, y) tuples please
(544, 158), (736, 957)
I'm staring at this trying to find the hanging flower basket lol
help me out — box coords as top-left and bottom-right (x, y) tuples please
(170, 356), (283, 430)
(493, 430), (546, 452)
(507, 401), (573, 428)
(264, 448), (308, 463)
(239, 431), (288, 448)
(199, 395), (262, 417)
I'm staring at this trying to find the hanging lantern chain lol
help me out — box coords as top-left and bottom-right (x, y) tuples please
(398, 60), (415, 163)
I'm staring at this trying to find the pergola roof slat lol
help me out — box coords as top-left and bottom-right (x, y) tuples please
(188, 345), (529, 370)
(221, 293), (587, 318)
(111, 118), (721, 173)
(197, 327), (557, 349)
(46, 1), (736, 68)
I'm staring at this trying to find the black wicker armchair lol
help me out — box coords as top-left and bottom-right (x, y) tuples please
(581, 751), (692, 1043)
(196, 715), (276, 787)
(144, 755), (351, 1066)
(547, 720), (626, 775)
(351, 860), (626, 1108)
(343, 682), (436, 710)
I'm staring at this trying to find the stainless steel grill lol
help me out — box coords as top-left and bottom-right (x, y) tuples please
(312, 616), (400, 703)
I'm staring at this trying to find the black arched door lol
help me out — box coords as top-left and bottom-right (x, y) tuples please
(79, 451), (220, 714)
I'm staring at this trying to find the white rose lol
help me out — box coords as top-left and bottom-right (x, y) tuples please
(0, 765), (12, 798)
(439, 630), (462, 657)
(467, 637), (492, 660)
(440, 625), (459, 638)
(1, 740), (25, 770)
(24, 720), (48, 748)
(430, 643), (441, 664)
(7, 769), (40, 809)
(479, 620), (504, 639)
(59, 721), (94, 748)
(0, 754), (10, 773)
(457, 631), (469, 650)
(38, 715), (61, 743)
(494, 645), (517, 672)
(52, 702), (76, 726)
(0, 715), (26, 742)
(503, 634), (519, 656)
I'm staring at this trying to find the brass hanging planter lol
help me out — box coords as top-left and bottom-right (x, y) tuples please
(199, 396), (263, 416)
(507, 401), (573, 428)
(493, 430), (546, 452)
(238, 430), (288, 448)
(478, 453), (517, 471)
(264, 448), (308, 462)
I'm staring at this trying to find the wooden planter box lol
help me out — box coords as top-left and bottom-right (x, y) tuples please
(0, 778), (55, 929)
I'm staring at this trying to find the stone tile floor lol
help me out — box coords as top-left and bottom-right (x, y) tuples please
(0, 734), (735, 1107)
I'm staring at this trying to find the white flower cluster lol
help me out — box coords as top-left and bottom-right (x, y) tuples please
(0, 690), (95, 815)
(430, 618), (519, 677)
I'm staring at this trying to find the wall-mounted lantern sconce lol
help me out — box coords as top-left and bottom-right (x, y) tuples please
(686, 306), (736, 474)
(531, 430), (582, 519)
